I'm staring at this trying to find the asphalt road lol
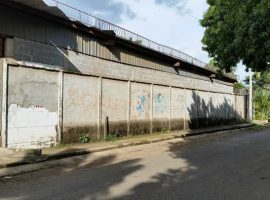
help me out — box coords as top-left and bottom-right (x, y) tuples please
(1, 128), (270, 200)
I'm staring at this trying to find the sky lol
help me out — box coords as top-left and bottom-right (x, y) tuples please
(44, 0), (248, 82)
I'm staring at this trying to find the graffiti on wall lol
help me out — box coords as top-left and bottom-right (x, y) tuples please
(136, 95), (147, 115)
(154, 93), (167, 114)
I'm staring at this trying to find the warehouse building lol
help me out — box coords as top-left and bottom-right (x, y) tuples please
(0, 0), (247, 148)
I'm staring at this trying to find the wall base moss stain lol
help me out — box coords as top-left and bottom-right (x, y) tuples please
(104, 121), (128, 138)
(2, 60), (247, 147)
(62, 126), (98, 144)
(130, 120), (151, 136)
(171, 119), (185, 131)
(152, 119), (170, 133)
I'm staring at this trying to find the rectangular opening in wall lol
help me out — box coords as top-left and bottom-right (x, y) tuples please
(0, 36), (3, 57)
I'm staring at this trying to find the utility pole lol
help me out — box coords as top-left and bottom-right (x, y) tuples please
(248, 68), (253, 122)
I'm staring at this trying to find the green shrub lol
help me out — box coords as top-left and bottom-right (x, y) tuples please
(254, 89), (270, 120)
(79, 134), (90, 143)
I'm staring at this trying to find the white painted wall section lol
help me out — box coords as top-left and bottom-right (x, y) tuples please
(7, 104), (57, 148)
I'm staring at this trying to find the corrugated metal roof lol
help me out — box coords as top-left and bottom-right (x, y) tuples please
(5, 0), (237, 82)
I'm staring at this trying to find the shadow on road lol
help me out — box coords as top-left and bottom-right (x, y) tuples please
(109, 129), (270, 200)
(0, 152), (144, 200)
(2, 129), (270, 199)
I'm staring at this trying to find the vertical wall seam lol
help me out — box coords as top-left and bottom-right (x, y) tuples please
(1, 59), (8, 147)
(57, 70), (64, 143)
(207, 90), (209, 126)
(127, 80), (131, 136)
(98, 77), (102, 139)
(234, 95), (238, 120)
(150, 84), (153, 134)
(169, 85), (171, 132)
(184, 88), (187, 130)
(196, 89), (199, 128)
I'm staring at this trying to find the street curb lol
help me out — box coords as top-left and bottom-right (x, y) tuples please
(0, 123), (254, 177)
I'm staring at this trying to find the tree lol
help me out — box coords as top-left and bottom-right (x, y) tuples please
(244, 70), (270, 120)
(205, 59), (218, 72)
(201, 0), (270, 72)
(205, 59), (237, 79)
(244, 70), (270, 89)
(254, 89), (270, 120)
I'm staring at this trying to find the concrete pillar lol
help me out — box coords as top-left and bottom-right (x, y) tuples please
(169, 86), (171, 132)
(98, 77), (102, 139)
(206, 91), (209, 126)
(1, 59), (8, 147)
(127, 80), (131, 136)
(184, 88), (187, 130)
(57, 70), (63, 143)
(234, 94), (236, 121)
(150, 84), (153, 134)
(196, 89), (199, 128)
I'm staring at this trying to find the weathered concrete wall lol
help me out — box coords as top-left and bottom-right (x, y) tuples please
(0, 4), (247, 148)
(102, 79), (128, 137)
(1, 62), (248, 147)
(7, 66), (58, 148)
(197, 91), (209, 128)
(217, 94), (225, 120)
(171, 88), (185, 131)
(236, 95), (247, 121)
(152, 85), (170, 132)
(185, 89), (197, 129)
(62, 74), (99, 143)
(11, 38), (234, 94)
(130, 82), (151, 135)
(208, 92), (218, 126)
(0, 59), (3, 145)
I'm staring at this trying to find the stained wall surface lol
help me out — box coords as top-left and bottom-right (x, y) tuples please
(63, 74), (99, 143)
(171, 88), (185, 130)
(102, 79), (128, 137)
(130, 82), (151, 135)
(153, 85), (170, 132)
(2, 63), (247, 147)
(0, 4), (247, 148)
(7, 66), (58, 148)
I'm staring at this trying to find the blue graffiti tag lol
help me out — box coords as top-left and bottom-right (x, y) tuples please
(136, 95), (147, 114)
(154, 93), (166, 114)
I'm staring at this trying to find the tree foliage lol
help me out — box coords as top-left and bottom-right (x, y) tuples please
(244, 70), (270, 89)
(201, 0), (270, 72)
(254, 89), (270, 120)
(205, 59), (237, 80)
(233, 82), (246, 90)
(244, 70), (270, 120)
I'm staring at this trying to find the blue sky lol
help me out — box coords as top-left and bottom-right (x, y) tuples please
(45, 0), (248, 81)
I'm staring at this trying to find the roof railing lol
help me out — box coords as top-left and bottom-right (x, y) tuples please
(50, 0), (207, 67)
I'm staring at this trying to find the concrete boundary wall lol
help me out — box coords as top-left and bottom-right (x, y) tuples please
(12, 38), (234, 94)
(0, 61), (247, 148)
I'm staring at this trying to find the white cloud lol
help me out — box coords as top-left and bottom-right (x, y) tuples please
(116, 0), (208, 61)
